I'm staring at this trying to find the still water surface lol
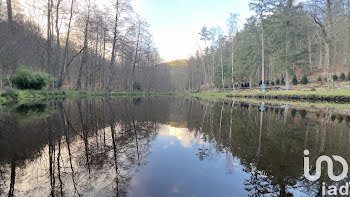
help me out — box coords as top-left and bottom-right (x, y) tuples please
(1, 97), (350, 197)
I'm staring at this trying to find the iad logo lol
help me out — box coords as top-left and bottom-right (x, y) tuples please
(304, 150), (348, 182)
(304, 150), (349, 196)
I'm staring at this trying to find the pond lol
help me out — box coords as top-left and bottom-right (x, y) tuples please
(1, 97), (350, 197)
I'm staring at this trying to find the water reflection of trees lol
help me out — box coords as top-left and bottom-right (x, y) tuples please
(0, 98), (159, 196)
(1, 97), (350, 196)
(185, 101), (350, 196)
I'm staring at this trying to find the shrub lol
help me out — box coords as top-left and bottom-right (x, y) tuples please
(333, 74), (338, 81)
(281, 76), (286, 85)
(292, 75), (298, 85)
(266, 80), (270, 86)
(11, 66), (56, 90)
(276, 78), (280, 85)
(301, 75), (309, 84)
(1, 88), (18, 101)
(340, 72), (346, 81)
(318, 76), (322, 82)
(133, 82), (142, 91)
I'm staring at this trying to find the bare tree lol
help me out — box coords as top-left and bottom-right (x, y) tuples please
(57, 0), (75, 89)
(76, 0), (91, 90)
(106, 0), (120, 91)
(6, 0), (12, 27)
(309, 0), (344, 88)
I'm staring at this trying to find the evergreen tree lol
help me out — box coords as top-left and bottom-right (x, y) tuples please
(301, 75), (309, 84)
(281, 76), (286, 85)
(292, 75), (298, 85)
(340, 72), (346, 81)
(333, 75), (338, 81)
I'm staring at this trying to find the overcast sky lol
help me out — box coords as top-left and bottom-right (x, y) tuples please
(133, 0), (253, 62)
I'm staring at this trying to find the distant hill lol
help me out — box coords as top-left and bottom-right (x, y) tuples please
(166, 59), (188, 67)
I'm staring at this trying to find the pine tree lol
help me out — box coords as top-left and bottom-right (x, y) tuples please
(281, 76), (286, 85)
(333, 75), (338, 81)
(340, 73), (346, 81)
(292, 75), (298, 85)
(301, 75), (309, 84)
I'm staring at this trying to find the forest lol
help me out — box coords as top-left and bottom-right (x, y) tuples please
(0, 0), (350, 93)
(188, 0), (350, 91)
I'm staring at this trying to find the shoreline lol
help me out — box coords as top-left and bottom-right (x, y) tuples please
(0, 89), (175, 105)
(186, 89), (350, 102)
(1, 89), (350, 117)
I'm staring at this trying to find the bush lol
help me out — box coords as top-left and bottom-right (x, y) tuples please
(276, 78), (280, 85)
(281, 76), (286, 85)
(292, 75), (298, 85)
(133, 82), (142, 91)
(340, 72), (346, 81)
(333, 74), (338, 81)
(318, 76), (322, 82)
(266, 80), (270, 86)
(1, 88), (18, 101)
(301, 75), (309, 84)
(11, 66), (56, 90)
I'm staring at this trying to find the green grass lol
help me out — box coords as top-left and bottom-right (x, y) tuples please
(0, 96), (6, 105)
(183, 88), (350, 116)
(1, 87), (350, 106)
(184, 87), (350, 99)
(0, 89), (176, 105)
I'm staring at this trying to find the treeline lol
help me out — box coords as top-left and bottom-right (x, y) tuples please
(0, 0), (180, 92)
(186, 0), (350, 91)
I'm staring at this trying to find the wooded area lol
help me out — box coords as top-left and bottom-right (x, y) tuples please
(188, 0), (350, 91)
(0, 0), (173, 92)
(0, 0), (350, 92)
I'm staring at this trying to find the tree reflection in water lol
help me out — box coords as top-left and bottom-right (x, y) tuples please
(0, 97), (350, 196)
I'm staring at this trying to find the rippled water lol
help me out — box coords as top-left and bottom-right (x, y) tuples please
(1, 97), (350, 197)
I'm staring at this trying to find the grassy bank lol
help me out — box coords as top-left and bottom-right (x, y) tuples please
(185, 88), (350, 101)
(184, 89), (350, 116)
(0, 89), (175, 105)
(1, 87), (350, 106)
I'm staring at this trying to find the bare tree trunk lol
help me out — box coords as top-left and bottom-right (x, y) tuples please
(211, 54), (215, 87)
(318, 35), (323, 70)
(47, 0), (52, 73)
(261, 15), (265, 85)
(76, 0), (91, 90)
(325, 40), (333, 88)
(131, 20), (141, 91)
(220, 41), (224, 91)
(101, 27), (106, 90)
(308, 27), (313, 74)
(6, 0), (12, 28)
(286, 70), (289, 90)
(202, 57), (207, 87)
(57, 0), (75, 89)
(231, 35), (235, 91)
(106, 0), (119, 92)
(54, 0), (62, 87)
